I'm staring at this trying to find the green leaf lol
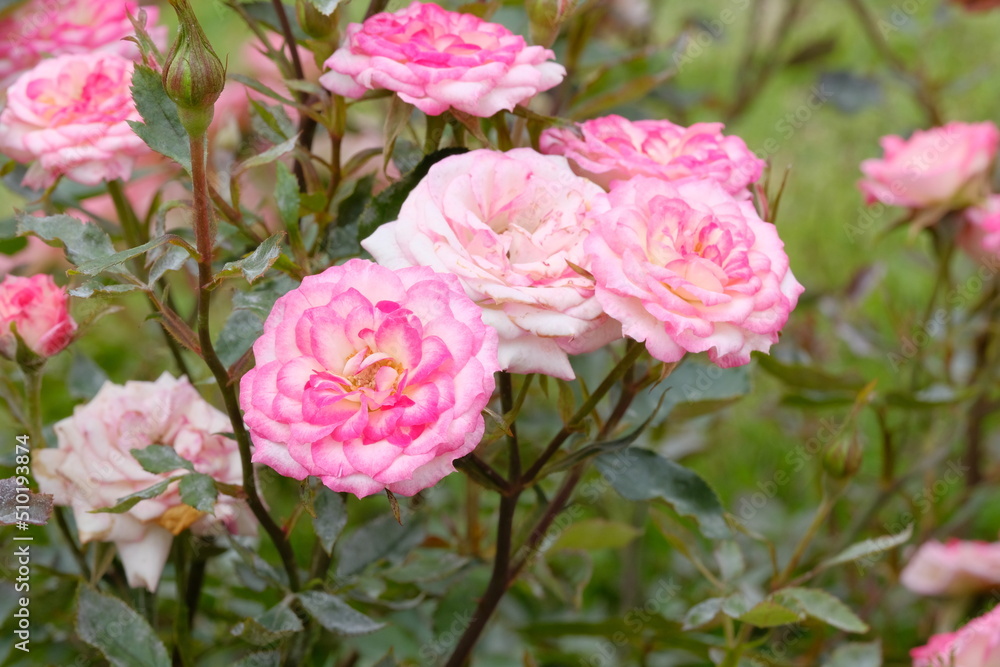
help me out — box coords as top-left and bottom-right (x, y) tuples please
(313, 487), (347, 556)
(70, 282), (145, 299)
(336, 513), (425, 578)
(777, 587), (869, 633)
(76, 586), (170, 667)
(551, 519), (641, 551)
(217, 233), (286, 285)
(131, 445), (194, 474)
(682, 597), (725, 630)
(735, 598), (804, 628)
(714, 540), (745, 581)
(91, 476), (180, 514)
(216, 308), (264, 368)
(231, 73), (298, 108)
(357, 147), (469, 242)
(234, 652), (280, 667)
(231, 603), (304, 646)
(237, 135), (300, 173)
(129, 64), (191, 172)
(179, 473), (218, 514)
(249, 97), (296, 143)
(17, 213), (118, 268)
(297, 591), (385, 636)
(595, 448), (729, 539)
(822, 640), (882, 667)
(70, 234), (195, 277)
(819, 524), (913, 572)
(148, 244), (191, 285)
(655, 356), (750, 420)
(275, 163), (300, 229)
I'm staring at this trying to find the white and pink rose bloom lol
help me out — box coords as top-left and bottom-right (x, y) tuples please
(540, 115), (765, 197)
(0, 0), (166, 87)
(859, 121), (1000, 210)
(901, 539), (1000, 597)
(34, 373), (256, 592)
(0, 52), (150, 190)
(320, 2), (565, 117)
(239, 259), (499, 498)
(911, 604), (1000, 667)
(0, 273), (76, 360)
(363, 148), (621, 380)
(586, 177), (803, 368)
(959, 195), (1000, 263)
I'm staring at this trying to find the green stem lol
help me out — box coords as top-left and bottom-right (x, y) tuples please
(188, 131), (301, 591)
(172, 537), (193, 666)
(107, 179), (147, 248)
(22, 366), (46, 449)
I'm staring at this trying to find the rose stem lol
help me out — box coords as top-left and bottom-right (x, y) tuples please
(188, 130), (301, 591)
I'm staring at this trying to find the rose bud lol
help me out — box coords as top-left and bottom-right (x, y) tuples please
(162, 0), (226, 136)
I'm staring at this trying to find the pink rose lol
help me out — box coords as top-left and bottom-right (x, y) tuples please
(539, 115), (765, 196)
(912, 605), (1000, 667)
(319, 2), (565, 117)
(0, 236), (68, 277)
(362, 148), (621, 380)
(959, 195), (1000, 263)
(0, 53), (150, 190)
(859, 122), (999, 209)
(239, 259), (499, 498)
(585, 177), (803, 367)
(0, 273), (76, 359)
(34, 373), (256, 592)
(0, 0), (166, 87)
(901, 539), (1000, 596)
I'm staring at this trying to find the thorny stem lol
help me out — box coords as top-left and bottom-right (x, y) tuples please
(189, 131), (301, 591)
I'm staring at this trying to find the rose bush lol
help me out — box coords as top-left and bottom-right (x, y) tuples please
(363, 147), (620, 380)
(540, 114), (764, 196)
(319, 1), (565, 116)
(33, 373), (255, 592)
(0, 273), (75, 359)
(0, 52), (149, 189)
(585, 176), (803, 367)
(239, 259), (499, 498)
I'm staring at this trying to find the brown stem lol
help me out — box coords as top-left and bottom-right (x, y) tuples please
(189, 131), (301, 591)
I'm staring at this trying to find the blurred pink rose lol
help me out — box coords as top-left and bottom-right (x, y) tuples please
(0, 0), (166, 87)
(959, 195), (1000, 263)
(239, 259), (499, 498)
(859, 121), (999, 209)
(320, 2), (565, 117)
(0, 53), (149, 190)
(34, 373), (256, 592)
(540, 115), (764, 196)
(901, 539), (1000, 596)
(911, 604), (1000, 667)
(0, 236), (68, 277)
(363, 148), (620, 380)
(586, 177), (803, 367)
(0, 273), (75, 359)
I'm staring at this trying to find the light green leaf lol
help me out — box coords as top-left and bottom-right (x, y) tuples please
(129, 65), (191, 172)
(778, 587), (869, 634)
(70, 234), (195, 277)
(297, 591), (385, 636)
(819, 524), (913, 571)
(737, 598), (804, 628)
(595, 448), (729, 539)
(275, 163), (300, 229)
(217, 233), (286, 285)
(76, 586), (170, 667)
(70, 282), (145, 299)
(131, 445), (194, 474)
(551, 519), (641, 552)
(237, 135), (299, 173)
(714, 540), (745, 581)
(682, 597), (725, 630)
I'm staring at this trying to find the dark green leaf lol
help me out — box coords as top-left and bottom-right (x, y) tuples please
(17, 213), (118, 268)
(131, 445), (194, 474)
(777, 587), (869, 633)
(129, 65), (191, 171)
(595, 448), (729, 539)
(231, 603), (304, 646)
(249, 98), (296, 143)
(324, 174), (374, 259)
(76, 586), (170, 667)
(313, 487), (347, 556)
(297, 591), (385, 636)
(70, 234), (195, 277)
(91, 477), (180, 514)
(754, 353), (865, 392)
(216, 308), (264, 368)
(357, 147), (468, 242)
(217, 233), (286, 285)
(336, 513), (425, 578)
(179, 473), (218, 513)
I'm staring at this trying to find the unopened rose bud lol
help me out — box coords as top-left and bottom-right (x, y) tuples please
(296, 0), (338, 40)
(526, 0), (578, 47)
(823, 431), (863, 480)
(162, 0), (226, 136)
